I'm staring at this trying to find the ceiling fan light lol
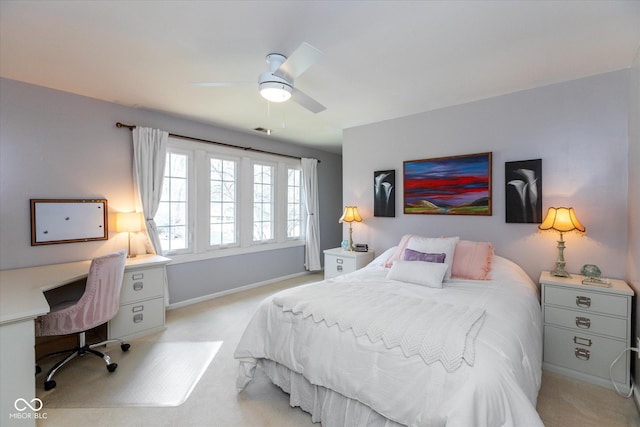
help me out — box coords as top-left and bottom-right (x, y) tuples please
(260, 81), (292, 103)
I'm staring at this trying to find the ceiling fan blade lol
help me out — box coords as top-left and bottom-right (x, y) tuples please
(192, 81), (254, 87)
(291, 88), (326, 113)
(274, 42), (322, 80)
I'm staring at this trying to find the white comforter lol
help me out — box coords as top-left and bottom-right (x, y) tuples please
(235, 254), (543, 427)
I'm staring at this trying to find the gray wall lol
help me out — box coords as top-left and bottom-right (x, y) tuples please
(628, 48), (640, 394)
(343, 70), (629, 283)
(0, 78), (342, 303)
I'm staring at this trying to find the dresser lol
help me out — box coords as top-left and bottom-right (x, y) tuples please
(108, 254), (170, 340)
(540, 271), (633, 393)
(323, 248), (374, 279)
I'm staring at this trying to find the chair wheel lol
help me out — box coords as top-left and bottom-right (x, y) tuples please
(44, 380), (56, 391)
(35, 365), (42, 375)
(107, 363), (118, 372)
(121, 343), (130, 352)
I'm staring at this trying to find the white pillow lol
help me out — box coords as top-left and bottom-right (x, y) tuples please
(386, 260), (448, 288)
(406, 236), (459, 280)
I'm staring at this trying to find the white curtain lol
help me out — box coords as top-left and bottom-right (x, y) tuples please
(132, 127), (168, 303)
(301, 158), (321, 271)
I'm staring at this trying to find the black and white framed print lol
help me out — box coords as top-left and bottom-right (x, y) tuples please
(374, 170), (395, 217)
(505, 159), (542, 223)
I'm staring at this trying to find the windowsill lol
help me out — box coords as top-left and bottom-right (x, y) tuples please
(162, 240), (306, 265)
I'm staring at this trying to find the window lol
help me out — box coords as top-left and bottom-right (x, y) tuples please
(287, 168), (302, 238)
(253, 163), (274, 242)
(155, 137), (304, 261)
(157, 151), (189, 252)
(209, 157), (237, 247)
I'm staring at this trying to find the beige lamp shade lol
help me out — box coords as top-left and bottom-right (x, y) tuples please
(339, 206), (363, 223)
(116, 212), (142, 233)
(538, 207), (585, 233)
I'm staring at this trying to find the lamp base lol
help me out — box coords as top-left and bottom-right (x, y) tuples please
(550, 267), (571, 278)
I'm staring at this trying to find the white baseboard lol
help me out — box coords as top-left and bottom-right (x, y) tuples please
(633, 380), (640, 413)
(166, 271), (316, 310)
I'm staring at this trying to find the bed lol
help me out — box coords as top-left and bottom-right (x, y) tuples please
(235, 236), (544, 427)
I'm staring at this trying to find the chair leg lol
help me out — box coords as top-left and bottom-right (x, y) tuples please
(43, 349), (80, 390)
(37, 332), (127, 390)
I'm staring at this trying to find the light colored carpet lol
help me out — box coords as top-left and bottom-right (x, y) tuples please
(37, 341), (222, 408)
(34, 272), (640, 426)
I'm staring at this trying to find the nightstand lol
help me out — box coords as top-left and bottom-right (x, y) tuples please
(324, 248), (374, 279)
(540, 270), (633, 393)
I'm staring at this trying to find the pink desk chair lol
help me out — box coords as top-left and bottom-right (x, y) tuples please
(35, 249), (130, 391)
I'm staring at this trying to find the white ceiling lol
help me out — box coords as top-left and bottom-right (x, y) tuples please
(1, 1), (639, 153)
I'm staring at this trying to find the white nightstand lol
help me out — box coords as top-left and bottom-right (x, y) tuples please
(540, 270), (633, 393)
(324, 248), (374, 279)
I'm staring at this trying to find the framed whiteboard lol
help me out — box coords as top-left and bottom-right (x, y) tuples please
(30, 199), (108, 245)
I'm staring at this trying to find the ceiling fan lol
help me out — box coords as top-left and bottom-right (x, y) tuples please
(194, 42), (326, 114)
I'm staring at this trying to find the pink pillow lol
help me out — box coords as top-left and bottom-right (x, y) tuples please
(384, 234), (414, 268)
(451, 240), (494, 280)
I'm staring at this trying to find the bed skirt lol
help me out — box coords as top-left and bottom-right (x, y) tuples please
(257, 358), (404, 427)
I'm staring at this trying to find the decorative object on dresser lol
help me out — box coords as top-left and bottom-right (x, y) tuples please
(540, 271), (633, 395)
(116, 212), (143, 258)
(338, 206), (362, 251)
(374, 170), (395, 217)
(323, 247), (374, 279)
(505, 159), (542, 223)
(538, 207), (585, 278)
(403, 152), (492, 216)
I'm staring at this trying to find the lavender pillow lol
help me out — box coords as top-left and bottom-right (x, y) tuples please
(403, 248), (446, 263)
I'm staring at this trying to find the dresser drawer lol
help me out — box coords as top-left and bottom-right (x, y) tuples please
(545, 306), (627, 339)
(120, 267), (164, 303)
(544, 325), (628, 384)
(109, 297), (165, 339)
(325, 255), (357, 278)
(544, 286), (628, 317)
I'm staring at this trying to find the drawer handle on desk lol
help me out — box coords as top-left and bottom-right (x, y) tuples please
(336, 259), (343, 264)
(576, 296), (591, 308)
(337, 265), (343, 272)
(575, 317), (591, 329)
(575, 348), (590, 360)
(132, 304), (144, 313)
(132, 273), (144, 280)
(573, 336), (592, 347)
(133, 313), (144, 323)
(133, 281), (144, 291)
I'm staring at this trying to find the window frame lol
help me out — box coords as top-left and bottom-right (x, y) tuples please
(157, 137), (305, 264)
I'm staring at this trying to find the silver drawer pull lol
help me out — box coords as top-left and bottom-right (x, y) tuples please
(132, 273), (144, 280)
(575, 296), (591, 308)
(575, 317), (591, 329)
(574, 348), (590, 360)
(337, 265), (343, 272)
(133, 281), (144, 291)
(133, 313), (144, 323)
(132, 304), (144, 313)
(573, 336), (592, 347)
(336, 259), (343, 264)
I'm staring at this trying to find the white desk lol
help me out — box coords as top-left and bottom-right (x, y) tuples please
(0, 255), (170, 426)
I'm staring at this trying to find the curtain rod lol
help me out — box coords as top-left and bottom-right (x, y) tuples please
(116, 122), (318, 163)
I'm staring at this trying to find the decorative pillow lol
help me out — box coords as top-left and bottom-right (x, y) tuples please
(405, 236), (459, 280)
(403, 248), (446, 263)
(451, 240), (494, 280)
(384, 234), (414, 268)
(386, 260), (448, 288)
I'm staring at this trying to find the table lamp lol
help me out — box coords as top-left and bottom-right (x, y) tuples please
(538, 207), (585, 278)
(116, 212), (142, 258)
(339, 206), (362, 251)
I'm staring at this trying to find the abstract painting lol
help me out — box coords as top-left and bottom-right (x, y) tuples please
(505, 159), (542, 223)
(403, 152), (492, 215)
(374, 170), (395, 217)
